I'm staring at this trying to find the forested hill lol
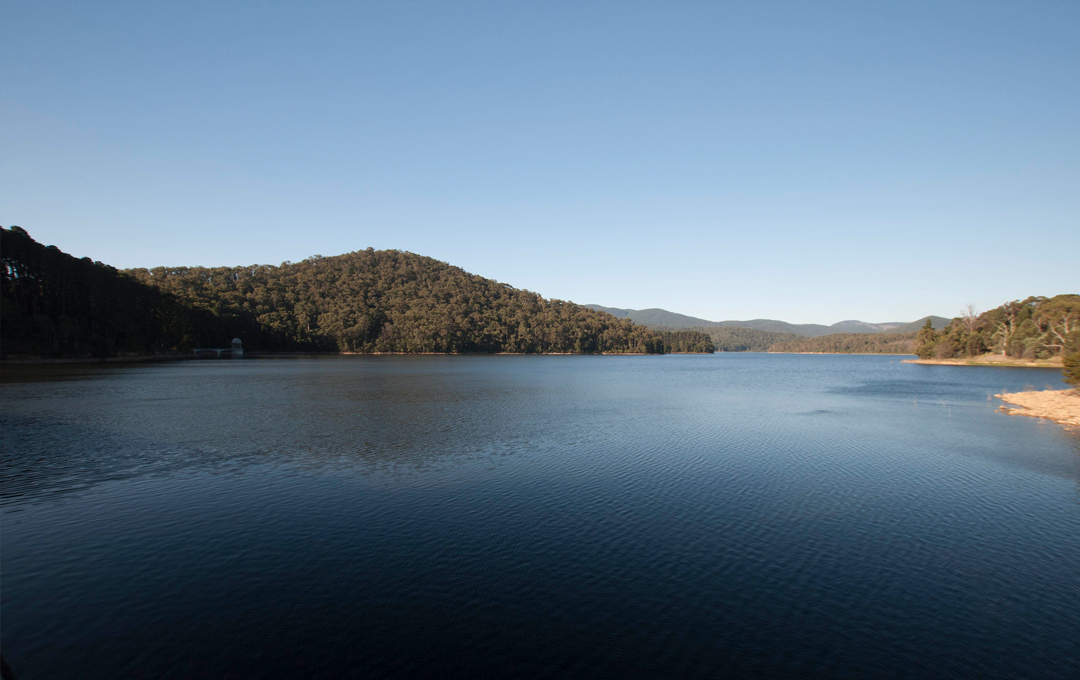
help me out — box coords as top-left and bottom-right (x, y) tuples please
(912, 295), (1080, 361)
(1, 227), (714, 357)
(657, 325), (919, 354)
(890, 316), (952, 333)
(652, 326), (802, 352)
(768, 332), (918, 355)
(1, 226), (220, 356)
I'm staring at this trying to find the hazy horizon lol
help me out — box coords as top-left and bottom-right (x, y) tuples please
(2, 1), (1077, 324)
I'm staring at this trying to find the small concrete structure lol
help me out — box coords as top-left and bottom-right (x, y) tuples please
(193, 338), (243, 359)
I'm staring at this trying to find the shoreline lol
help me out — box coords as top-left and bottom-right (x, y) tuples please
(996, 389), (1080, 429)
(0, 353), (195, 366)
(767, 352), (913, 356)
(2, 350), (715, 365)
(904, 356), (1063, 368)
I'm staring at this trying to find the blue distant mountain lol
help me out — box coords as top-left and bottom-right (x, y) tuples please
(585, 305), (950, 337)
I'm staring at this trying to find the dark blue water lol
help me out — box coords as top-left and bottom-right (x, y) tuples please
(2, 355), (1078, 679)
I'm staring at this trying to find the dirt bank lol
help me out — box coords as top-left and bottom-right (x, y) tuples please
(995, 389), (1080, 429)
(905, 355), (1063, 368)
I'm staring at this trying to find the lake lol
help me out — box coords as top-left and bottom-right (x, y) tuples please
(2, 355), (1078, 679)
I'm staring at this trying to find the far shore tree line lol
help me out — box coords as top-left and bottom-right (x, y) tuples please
(637, 296), (1080, 388)
(1, 227), (714, 357)
(766, 331), (919, 355)
(3, 226), (1076, 386)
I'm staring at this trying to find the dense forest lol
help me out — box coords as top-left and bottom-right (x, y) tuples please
(912, 295), (1080, 384)
(764, 296), (1080, 365)
(6, 225), (1074, 378)
(912, 296), (1079, 360)
(0, 226), (222, 356)
(1, 227), (714, 357)
(640, 323), (923, 354)
(652, 326), (801, 352)
(768, 332), (918, 355)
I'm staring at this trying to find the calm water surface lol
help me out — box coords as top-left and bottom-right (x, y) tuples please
(2, 355), (1078, 679)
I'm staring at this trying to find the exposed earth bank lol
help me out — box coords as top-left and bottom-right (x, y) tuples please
(905, 355), (1064, 368)
(996, 389), (1080, 428)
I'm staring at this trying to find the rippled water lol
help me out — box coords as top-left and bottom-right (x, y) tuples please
(2, 355), (1078, 679)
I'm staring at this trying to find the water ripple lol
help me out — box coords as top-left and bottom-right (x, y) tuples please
(2, 355), (1079, 679)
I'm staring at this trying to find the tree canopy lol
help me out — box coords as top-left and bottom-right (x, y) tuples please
(1, 226), (221, 356)
(768, 331), (918, 355)
(2, 227), (714, 357)
(913, 295), (1080, 361)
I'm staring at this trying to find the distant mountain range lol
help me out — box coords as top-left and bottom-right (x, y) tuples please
(584, 305), (951, 337)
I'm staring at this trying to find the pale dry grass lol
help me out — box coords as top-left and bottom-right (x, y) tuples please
(905, 355), (1064, 368)
(995, 389), (1080, 428)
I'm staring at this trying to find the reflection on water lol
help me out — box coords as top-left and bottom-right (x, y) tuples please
(2, 355), (1079, 679)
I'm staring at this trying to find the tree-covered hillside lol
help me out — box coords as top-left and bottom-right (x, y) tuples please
(585, 305), (718, 328)
(769, 332), (917, 354)
(652, 326), (801, 352)
(1, 226), (223, 356)
(768, 299), (1079, 360)
(890, 316), (951, 333)
(2, 227), (714, 357)
(913, 296), (1080, 362)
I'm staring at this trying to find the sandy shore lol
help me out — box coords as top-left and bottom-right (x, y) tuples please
(905, 355), (1063, 368)
(995, 389), (1080, 428)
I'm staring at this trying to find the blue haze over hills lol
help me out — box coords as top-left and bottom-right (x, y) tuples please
(585, 305), (950, 337)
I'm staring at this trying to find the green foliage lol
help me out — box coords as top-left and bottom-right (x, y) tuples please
(1063, 331), (1080, 388)
(762, 298), (1079, 358)
(652, 331), (716, 354)
(1064, 353), (1080, 388)
(652, 326), (801, 352)
(910, 295), (1080, 362)
(770, 331), (918, 355)
(913, 319), (940, 359)
(127, 249), (717, 354)
(654, 325), (921, 354)
(965, 333), (987, 356)
(2, 227), (714, 357)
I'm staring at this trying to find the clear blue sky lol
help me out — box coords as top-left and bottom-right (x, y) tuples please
(2, 1), (1077, 324)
